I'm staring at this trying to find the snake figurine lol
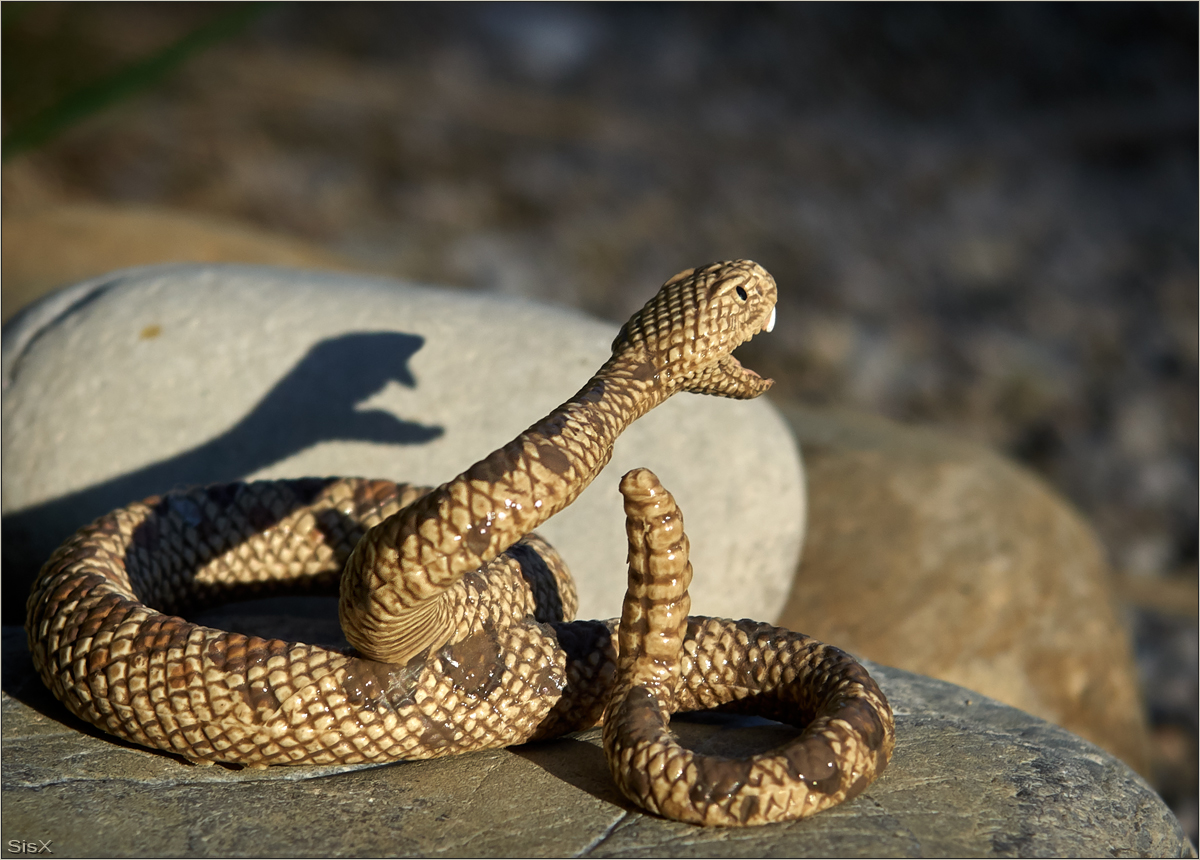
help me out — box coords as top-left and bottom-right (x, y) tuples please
(26, 260), (894, 826)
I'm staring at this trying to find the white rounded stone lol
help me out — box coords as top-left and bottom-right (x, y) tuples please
(2, 264), (804, 623)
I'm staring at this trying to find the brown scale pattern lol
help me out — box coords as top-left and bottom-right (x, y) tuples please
(25, 260), (894, 824)
(29, 477), (582, 766)
(604, 469), (894, 825)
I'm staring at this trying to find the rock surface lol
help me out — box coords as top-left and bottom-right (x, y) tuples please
(1, 263), (804, 626)
(777, 402), (1151, 777)
(2, 625), (1188, 858)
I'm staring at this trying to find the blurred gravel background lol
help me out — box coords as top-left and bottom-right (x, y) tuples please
(3, 1), (1196, 839)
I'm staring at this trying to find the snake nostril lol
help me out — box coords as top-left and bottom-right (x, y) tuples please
(735, 286), (747, 301)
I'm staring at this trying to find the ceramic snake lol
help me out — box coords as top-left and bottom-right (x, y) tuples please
(25, 260), (895, 827)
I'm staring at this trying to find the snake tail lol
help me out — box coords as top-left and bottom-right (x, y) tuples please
(603, 468), (896, 826)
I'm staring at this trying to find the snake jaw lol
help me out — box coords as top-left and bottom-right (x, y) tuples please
(699, 353), (773, 399)
(701, 264), (776, 396)
(710, 290), (776, 397)
(613, 260), (778, 399)
(679, 309), (776, 399)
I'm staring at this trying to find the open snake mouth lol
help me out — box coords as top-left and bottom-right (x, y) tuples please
(723, 300), (776, 382)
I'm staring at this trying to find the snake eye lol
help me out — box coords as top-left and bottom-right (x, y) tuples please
(735, 286), (747, 301)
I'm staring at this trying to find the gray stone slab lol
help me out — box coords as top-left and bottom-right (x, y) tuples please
(3, 626), (1189, 858)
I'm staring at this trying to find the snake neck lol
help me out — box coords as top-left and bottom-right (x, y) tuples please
(339, 349), (669, 664)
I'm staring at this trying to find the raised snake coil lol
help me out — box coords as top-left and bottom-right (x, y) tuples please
(26, 261), (895, 826)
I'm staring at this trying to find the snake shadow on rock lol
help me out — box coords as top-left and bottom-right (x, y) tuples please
(3, 331), (444, 625)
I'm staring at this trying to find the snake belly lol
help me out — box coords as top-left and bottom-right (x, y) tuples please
(25, 260), (895, 825)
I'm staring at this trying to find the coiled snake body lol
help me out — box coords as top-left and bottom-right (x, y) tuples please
(26, 261), (894, 826)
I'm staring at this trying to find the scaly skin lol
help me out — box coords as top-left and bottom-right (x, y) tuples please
(605, 469), (895, 826)
(25, 260), (894, 824)
(337, 259), (777, 665)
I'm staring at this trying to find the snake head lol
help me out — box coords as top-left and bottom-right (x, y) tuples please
(612, 260), (777, 399)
